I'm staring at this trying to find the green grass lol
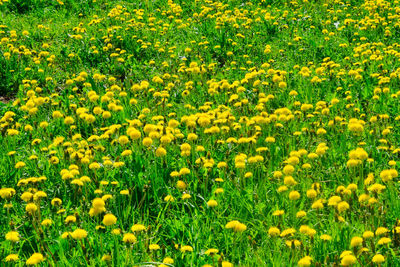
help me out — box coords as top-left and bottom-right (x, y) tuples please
(0, 0), (400, 266)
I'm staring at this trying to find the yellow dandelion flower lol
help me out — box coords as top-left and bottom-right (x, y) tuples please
(289, 190), (300, 200)
(26, 253), (44, 265)
(268, 227), (280, 236)
(163, 257), (174, 264)
(5, 231), (19, 242)
(101, 255), (112, 262)
(298, 256), (312, 267)
(180, 245), (193, 252)
(70, 229), (87, 240)
(131, 224), (146, 232)
(156, 147), (167, 157)
(375, 227), (388, 236)
(320, 234), (332, 241)
(65, 215), (77, 224)
(205, 248), (219, 255)
(149, 244), (160, 250)
(207, 199), (218, 207)
(102, 213), (117, 226)
(5, 254), (19, 262)
(350, 236), (363, 248)
(26, 203), (38, 214)
(123, 233), (137, 244)
(225, 220), (247, 232)
(377, 237), (391, 245)
(372, 254), (385, 264)
(164, 195), (175, 202)
(222, 261), (233, 267)
(341, 254), (356, 266)
(41, 219), (53, 227)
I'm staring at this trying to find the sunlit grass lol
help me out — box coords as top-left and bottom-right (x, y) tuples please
(0, 0), (400, 266)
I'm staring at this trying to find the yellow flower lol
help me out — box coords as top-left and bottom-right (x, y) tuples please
(341, 254), (356, 266)
(306, 189), (317, 199)
(26, 253), (44, 265)
(164, 195), (175, 202)
(33, 191), (47, 201)
(121, 150), (132, 157)
(101, 255), (112, 262)
(273, 210), (285, 216)
(64, 116), (74, 125)
(26, 203), (38, 214)
(71, 179), (83, 186)
(283, 164), (295, 175)
(51, 198), (62, 206)
(163, 257), (174, 264)
(285, 239), (301, 247)
(102, 213), (117, 226)
(179, 168), (190, 176)
(375, 227), (388, 236)
(222, 261), (233, 267)
(96, 225), (105, 231)
(337, 201), (349, 213)
(268, 227), (280, 236)
(180, 245), (193, 252)
(118, 135), (130, 145)
(120, 190), (129, 195)
(298, 256), (312, 267)
(205, 248), (219, 255)
(102, 111), (111, 119)
(207, 200), (218, 207)
(65, 215), (77, 224)
(372, 254), (385, 263)
(142, 137), (153, 147)
(41, 219), (53, 227)
(280, 228), (296, 237)
(7, 129), (19, 136)
(123, 233), (137, 243)
(278, 81), (287, 88)
(225, 220), (247, 232)
(296, 210), (307, 218)
(52, 110), (63, 118)
(149, 244), (160, 250)
(89, 162), (101, 170)
(182, 193), (191, 200)
(350, 236), (363, 248)
(176, 180), (187, 190)
(112, 229), (121, 235)
(377, 237), (391, 245)
(5, 231), (19, 242)
(71, 229), (87, 240)
(15, 161), (26, 169)
(92, 198), (105, 209)
(102, 194), (113, 201)
(363, 231), (374, 239)
(214, 188), (224, 194)
(131, 224), (146, 232)
(5, 254), (19, 262)
(0, 188), (15, 199)
(155, 147), (167, 157)
(57, 209), (66, 214)
(277, 185), (288, 193)
(320, 234), (332, 241)
(289, 190), (300, 200)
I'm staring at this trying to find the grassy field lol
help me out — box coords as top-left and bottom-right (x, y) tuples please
(0, 0), (400, 266)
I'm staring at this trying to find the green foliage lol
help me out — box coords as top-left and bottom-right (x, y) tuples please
(0, 0), (399, 266)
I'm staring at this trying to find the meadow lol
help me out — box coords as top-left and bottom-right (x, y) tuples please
(0, 0), (400, 266)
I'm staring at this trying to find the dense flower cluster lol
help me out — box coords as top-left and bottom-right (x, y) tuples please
(0, 0), (400, 265)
